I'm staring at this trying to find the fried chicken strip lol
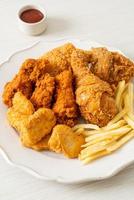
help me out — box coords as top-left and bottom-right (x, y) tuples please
(71, 49), (117, 127)
(2, 59), (36, 107)
(90, 47), (134, 86)
(30, 73), (55, 109)
(53, 70), (78, 127)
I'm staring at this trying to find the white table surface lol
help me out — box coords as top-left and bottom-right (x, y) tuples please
(0, 0), (134, 199)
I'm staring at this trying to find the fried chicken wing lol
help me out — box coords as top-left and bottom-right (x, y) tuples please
(71, 49), (117, 127)
(90, 47), (134, 86)
(2, 59), (36, 107)
(53, 70), (78, 127)
(30, 73), (55, 109)
(49, 125), (85, 158)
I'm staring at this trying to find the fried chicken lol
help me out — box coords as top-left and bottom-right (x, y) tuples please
(52, 70), (78, 127)
(30, 73), (55, 109)
(48, 125), (85, 158)
(90, 47), (134, 86)
(2, 59), (36, 107)
(40, 43), (76, 76)
(7, 92), (56, 146)
(71, 49), (117, 127)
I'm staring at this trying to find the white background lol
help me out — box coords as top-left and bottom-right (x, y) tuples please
(0, 0), (134, 199)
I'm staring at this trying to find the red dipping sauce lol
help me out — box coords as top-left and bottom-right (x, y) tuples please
(20, 9), (44, 23)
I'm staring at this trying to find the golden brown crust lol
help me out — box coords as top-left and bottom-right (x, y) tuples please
(30, 73), (55, 109)
(2, 59), (36, 107)
(71, 49), (117, 127)
(53, 70), (78, 127)
(90, 48), (134, 85)
(49, 125), (85, 158)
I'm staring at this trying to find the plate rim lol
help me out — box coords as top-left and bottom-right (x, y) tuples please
(0, 37), (133, 184)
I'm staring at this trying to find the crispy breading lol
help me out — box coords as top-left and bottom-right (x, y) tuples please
(90, 47), (113, 81)
(2, 59), (36, 107)
(71, 49), (117, 127)
(20, 108), (56, 146)
(90, 48), (134, 85)
(53, 70), (78, 127)
(40, 43), (76, 76)
(7, 92), (56, 146)
(24, 134), (51, 151)
(12, 91), (35, 115)
(30, 73), (55, 109)
(29, 59), (53, 82)
(110, 51), (134, 85)
(49, 125), (85, 158)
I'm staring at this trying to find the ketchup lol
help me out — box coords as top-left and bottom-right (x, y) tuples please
(20, 9), (44, 23)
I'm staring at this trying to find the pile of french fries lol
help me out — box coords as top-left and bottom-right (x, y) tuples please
(73, 80), (134, 164)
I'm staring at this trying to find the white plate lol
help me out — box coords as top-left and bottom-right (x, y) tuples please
(0, 38), (134, 184)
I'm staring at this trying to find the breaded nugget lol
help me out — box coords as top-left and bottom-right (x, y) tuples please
(7, 92), (35, 134)
(7, 92), (56, 146)
(20, 108), (56, 146)
(12, 91), (35, 115)
(49, 125), (85, 158)
(53, 70), (78, 127)
(71, 49), (117, 127)
(24, 134), (51, 151)
(2, 59), (36, 107)
(30, 73), (55, 109)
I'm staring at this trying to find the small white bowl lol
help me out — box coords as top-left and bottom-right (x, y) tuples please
(18, 5), (47, 36)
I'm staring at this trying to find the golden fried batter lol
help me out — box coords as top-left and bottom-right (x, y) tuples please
(40, 43), (76, 76)
(53, 70), (78, 127)
(71, 49), (117, 127)
(7, 92), (56, 146)
(2, 59), (36, 107)
(90, 47), (134, 86)
(49, 125), (85, 158)
(30, 73), (55, 109)
(24, 134), (51, 151)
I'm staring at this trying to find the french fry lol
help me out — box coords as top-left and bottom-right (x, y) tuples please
(123, 115), (134, 129)
(80, 140), (113, 159)
(115, 80), (126, 109)
(83, 129), (103, 136)
(107, 130), (134, 152)
(85, 125), (131, 142)
(74, 128), (85, 134)
(128, 82), (133, 113)
(80, 150), (108, 164)
(72, 123), (100, 131)
(107, 108), (127, 125)
(102, 120), (126, 131)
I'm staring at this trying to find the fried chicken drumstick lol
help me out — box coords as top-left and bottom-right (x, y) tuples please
(53, 70), (78, 127)
(71, 49), (117, 127)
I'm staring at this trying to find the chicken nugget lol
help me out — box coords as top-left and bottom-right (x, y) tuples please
(21, 108), (56, 146)
(49, 125), (85, 158)
(24, 134), (51, 151)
